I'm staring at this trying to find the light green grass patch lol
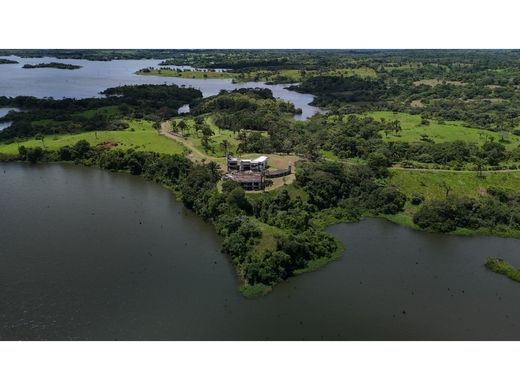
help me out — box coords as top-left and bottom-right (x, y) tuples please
(172, 116), (242, 157)
(362, 111), (520, 150)
(388, 168), (520, 226)
(0, 120), (185, 155)
(389, 168), (520, 200)
(253, 220), (286, 252)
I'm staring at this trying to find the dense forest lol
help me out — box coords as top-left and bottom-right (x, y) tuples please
(0, 84), (202, 140)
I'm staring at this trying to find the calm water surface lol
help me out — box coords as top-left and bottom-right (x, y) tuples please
(0, 56), (322, 119)
(0, 107), (18, 131)
(1, 163), (519, 340)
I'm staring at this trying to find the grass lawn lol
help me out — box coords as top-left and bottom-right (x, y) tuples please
(0, 120), (185, 156)
(268, 183), (309, 202)
(361, 111), (520, 150)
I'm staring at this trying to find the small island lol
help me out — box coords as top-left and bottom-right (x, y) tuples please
(0, 59), (18, 65)
(485, 257), (520, 283)
(22, 62), (82, 70)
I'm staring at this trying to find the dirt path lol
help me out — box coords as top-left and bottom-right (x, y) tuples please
(160, 121), (225, 166)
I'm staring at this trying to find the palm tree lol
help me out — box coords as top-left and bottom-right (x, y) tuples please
(220, 139), (230, 156)
(474, 157), (485, 178)
(35, 133), (45, 148)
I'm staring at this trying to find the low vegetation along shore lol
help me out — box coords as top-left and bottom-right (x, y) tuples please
(485, 257), (520, 283)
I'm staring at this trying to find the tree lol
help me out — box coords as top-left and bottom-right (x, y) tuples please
(440, 180), (452, 198)
(199, 123), (215, 152)
(34, 133), (45, 148)
(480, 141), (506, 166)
(473, 157), (485, 178)
(27, 147), (44, 163)
(177, 120), (187, 136)
(220, 139), (230, 155)
(153, 121), (161, 134)
(367, 152), (391, 174)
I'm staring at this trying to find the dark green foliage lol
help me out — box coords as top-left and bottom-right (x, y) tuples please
(180, 163), (221, 209)
(479, 141), (507, 165)
(222, 220), (262, 260)
(0, 59), (18, 65)
(296, 160), (404, 214)
(22, 62), (82, 70)
(0, 84), (202, 140)
(413, 195), (520, 233)
(367, 186), (407, 214)
(410, 193), (425, 205)
(290, 75), (389, 105)
(191, 89), (296, 134)
(26, 146), (44, 163)
(250, 188), (312, 231)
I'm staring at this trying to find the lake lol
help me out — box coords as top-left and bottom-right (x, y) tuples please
(1, 163), (519, 340)
(0, 56), (322, 119)
(0, 107), (18, 131)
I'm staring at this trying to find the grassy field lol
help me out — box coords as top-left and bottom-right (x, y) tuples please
(136, 68), (238, 79)
(412, 79), (465, 86)
(363, 111), (520, 149)
(389, 168), (520, 199)
(138, 67), (376, 83)
(323, 67), (377, 78)
(387, 168), (520, 228)
(243, 67), (377, 82)
(0, 120), (185, 155)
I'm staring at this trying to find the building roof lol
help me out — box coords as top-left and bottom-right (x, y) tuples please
(252, 156), (268, 163)
(224, 172), (263, 183)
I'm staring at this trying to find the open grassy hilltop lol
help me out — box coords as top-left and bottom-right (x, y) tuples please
(0, 120), (185, 155)
(364, 111), (520, 149)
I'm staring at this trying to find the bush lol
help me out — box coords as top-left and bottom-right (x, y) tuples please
(410, 193), (425, 205)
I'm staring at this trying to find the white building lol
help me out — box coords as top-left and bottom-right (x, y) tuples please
(227, 155), (268, 172)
